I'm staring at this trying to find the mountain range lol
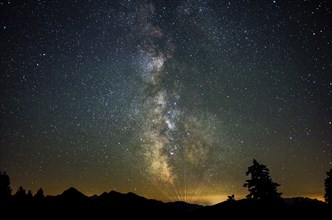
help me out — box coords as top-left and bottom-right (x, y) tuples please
(1, 187), (329, 218)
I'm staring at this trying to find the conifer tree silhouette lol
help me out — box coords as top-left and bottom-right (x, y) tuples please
(0, 171), (12, 201)
(324, 168), (332, 204)
(244, 159), (282, 201)
(34, 187), (45, 199)
(14, 186), (27, 200)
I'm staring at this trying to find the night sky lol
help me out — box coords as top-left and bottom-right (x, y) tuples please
(0, 0), (331, 204)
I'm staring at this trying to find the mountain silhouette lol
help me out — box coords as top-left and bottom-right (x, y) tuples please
(93, 190), (200, 217)
(166, 201), (202, 213)
(192, 197), (329, 218)
(1, 187), (329, 218)
(59, 187), (88, 200)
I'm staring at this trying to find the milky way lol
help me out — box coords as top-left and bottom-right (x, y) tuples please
(128, 2), (225, 201)
(0, 0), (331, 204)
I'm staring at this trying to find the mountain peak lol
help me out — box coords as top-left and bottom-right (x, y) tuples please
(60, 187), (87, 199)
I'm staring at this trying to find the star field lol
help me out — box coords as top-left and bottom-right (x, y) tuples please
(0, 0), (331, 204)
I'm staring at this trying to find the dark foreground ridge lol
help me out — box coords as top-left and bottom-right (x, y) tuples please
(0, 187), (329, 218)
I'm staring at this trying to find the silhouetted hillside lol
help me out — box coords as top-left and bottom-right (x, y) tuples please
(192, 197), (329, 218)
(93, 190), (201, 217)
(284, 197), (326, 207)
(60, 187), (88, 199)
(166, 201), (202, 213)
(1, 188), (329, 219)
(94, 190), (165, 214)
